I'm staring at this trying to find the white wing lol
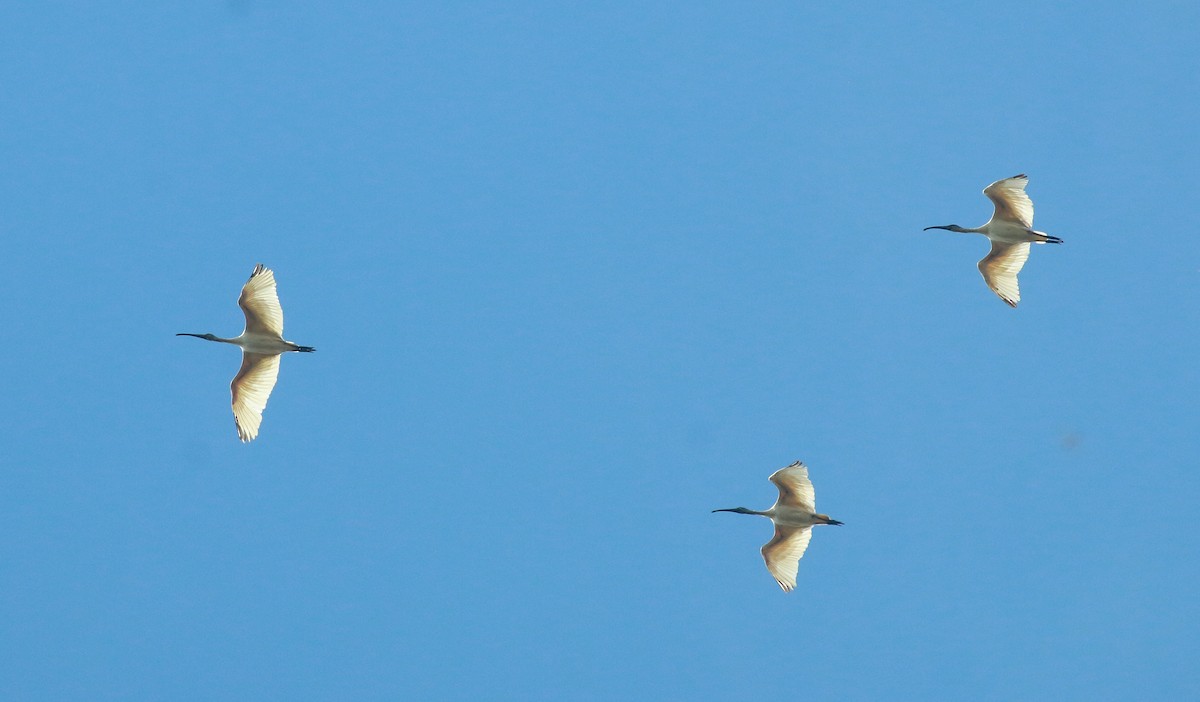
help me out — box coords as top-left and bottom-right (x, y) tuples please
(761, 525), (813, 592)
(768, 460), (816, 511)
(230, 352), (281, 442)
(238, 264), (285, 338)
(983, 174), (1034, 228)
(978, 241), (1031, 308)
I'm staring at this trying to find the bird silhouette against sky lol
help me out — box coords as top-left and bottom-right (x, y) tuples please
(714, 461), (842, 592)
(925, 174), (1062, 307)
(178, 264), (314, 442)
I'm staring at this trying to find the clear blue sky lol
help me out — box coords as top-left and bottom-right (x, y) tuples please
(2, 1), (1198, 699)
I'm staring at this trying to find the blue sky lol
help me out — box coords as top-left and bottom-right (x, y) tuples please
(2, 1), (1198, 699)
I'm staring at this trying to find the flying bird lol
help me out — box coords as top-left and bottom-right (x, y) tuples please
(713, 460), (842, 592)
(178, 264), (314, 442)
(925, 174), (1062, 307)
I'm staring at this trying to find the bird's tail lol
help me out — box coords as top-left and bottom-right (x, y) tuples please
(293, 345), (316, 353)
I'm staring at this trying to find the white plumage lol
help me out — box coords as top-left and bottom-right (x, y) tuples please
(178, 264), (314, 442)
(925, 174), (1062, 307)
(714, 461), (842, 592)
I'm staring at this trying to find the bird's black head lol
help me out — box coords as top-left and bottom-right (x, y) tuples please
(177, 332), (217, 341)
(924, 224), (968, 233)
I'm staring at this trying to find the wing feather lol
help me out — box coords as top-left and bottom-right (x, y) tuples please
(230, 352), (281, 442)
(983, 174), (1034, 228)
(238, 264), (285, 337)
(768, 461), (816, 511)
(978, 241), (1031, 308)
(761, 525), (813, 592)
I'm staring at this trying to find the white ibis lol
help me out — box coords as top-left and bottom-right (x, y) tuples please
(178, 264), (314, 442)
(925, 174), (1062, 307)
(713, 460), (842, 592)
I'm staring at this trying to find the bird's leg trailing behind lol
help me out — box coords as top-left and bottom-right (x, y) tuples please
(1033, 231), (1063, 244)
(291, 343), (316, 352)
(816, 514), (844, 526)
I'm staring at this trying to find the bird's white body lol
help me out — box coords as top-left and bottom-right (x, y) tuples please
(762, 505), (823, 528)
(178, 264), (314, 442)
(229, 332), (304, 355)
(925, 174), (1062, 307)
(713, 461), (842, 592)
(981, 218), (1047, 245)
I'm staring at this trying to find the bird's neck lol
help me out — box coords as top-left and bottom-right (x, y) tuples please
(178, 333), (241, 345)
(715, 507), (768, 516)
